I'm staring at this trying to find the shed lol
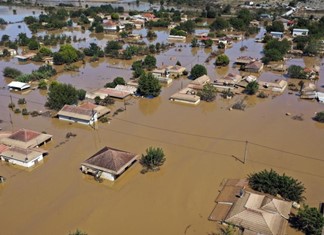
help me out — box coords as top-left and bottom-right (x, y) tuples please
(292, 28), (309, 37)
(270, 31), (284, 39)
(81, 146), (138, 181)
(8, 81), (31, 91)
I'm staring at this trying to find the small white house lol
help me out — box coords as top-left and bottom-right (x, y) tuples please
(270, 31), (284, 39)
(0, 146), (45, 168)
(8, 81), (31, 91)
(292, 28), (309, 37)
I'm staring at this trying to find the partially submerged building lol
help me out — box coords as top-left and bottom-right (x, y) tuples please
(8, 81), (31, 91)
(0, 146), (47, 168)
(170, 87), (200, 105)
(57, 102), (110, 125)
(242, 61), (264, 73)
(209, 179), (292, 235)
(0, 129), (52, 168)
(0, 129), (52, 149)
(81, 146), (138, 181)
(86, 85), (136, 99)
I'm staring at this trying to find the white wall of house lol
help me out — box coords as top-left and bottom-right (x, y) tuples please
(58, 113), (97, 125)
(101, 172), (116, 181)
(292, 30), (309, 37)
(81, 165), (117, 181)
(1, 155), (43, 168)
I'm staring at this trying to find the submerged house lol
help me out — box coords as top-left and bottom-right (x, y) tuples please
(0, 129), (52, 168)
(170, 87), (200, 105)
(209, 179), (292, 235)
(235, 56), (255, 65)
(57, 102), (110, 125)
(81, 146), (138, 181)
(242, 61), (264, 73)
(0, 146), (47, 168)
(0, 129), (52, 149)
(8, 81), (31, 91)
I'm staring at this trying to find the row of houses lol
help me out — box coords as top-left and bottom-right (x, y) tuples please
(0, 128), (138, 181)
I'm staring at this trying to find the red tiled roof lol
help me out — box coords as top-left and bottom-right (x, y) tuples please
(8, 129), (41, 142)
(0, 144), (9, 153)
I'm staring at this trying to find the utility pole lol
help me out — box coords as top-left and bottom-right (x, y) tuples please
(244, 140), (248, 164)
(10, 95), (13, 111)
(9, 113), (14, 132)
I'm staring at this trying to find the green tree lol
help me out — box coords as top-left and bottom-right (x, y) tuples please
(46, 82), (79, 110)
(314, 112), (324, 123)
(111, 13), (119, 20)
(266, 21), (284, 32)
(53, 45), (83, 65)
(3, 67), (22, 78)
(140, 147), (166, 173)
(245, 81), (259, 95)
(105, 77), (126, 88)
(288, 65), (307, 79)
(95, 24), (104, 33)
(210, 17), (229, 31)
(143, 55), (157, 70)
(202, 39), (213, 48)
(104, 40), (122, 54)
(147, 30), (157, 39)
(137, 73), (161, 97)
(38, 79), (47, 90)
(215, 54), (230, 66)
(38, 47), (53, 56)
(190, 64), (207, 80)
(77, 89), (86, 100)
(28, 40), (40, 50)
(198, 83), (217, 102)
(289, 205), (324, 235)
(248, 169), (305, 202)
(69, 229), (88, 235)
(1, 34), (10, 42)
(191, 38), (199, 47)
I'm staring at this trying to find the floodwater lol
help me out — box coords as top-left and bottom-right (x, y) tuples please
(1, 5), (324, 235)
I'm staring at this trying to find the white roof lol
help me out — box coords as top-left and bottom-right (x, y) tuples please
(8, 81), (30, 90)
(293, 28), (309, 32)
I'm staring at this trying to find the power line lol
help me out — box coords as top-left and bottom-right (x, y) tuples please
(112, 117), (245, 143)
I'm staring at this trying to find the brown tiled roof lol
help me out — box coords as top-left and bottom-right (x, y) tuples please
(209, 203), (232, 221)
(9, 129), (40, 142)
(225, 192), (292, 235)
(82, 147), (138, 175)
(57, 105), (95, 121)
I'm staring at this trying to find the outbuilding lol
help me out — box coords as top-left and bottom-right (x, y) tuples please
(8, 81), (31, 91)
(292, 28), (309, 37)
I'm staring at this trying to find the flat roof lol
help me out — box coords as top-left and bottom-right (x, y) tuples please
(8, 81), (30, 90)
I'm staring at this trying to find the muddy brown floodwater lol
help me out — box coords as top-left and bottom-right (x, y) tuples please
(1, 6), (324, 235)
